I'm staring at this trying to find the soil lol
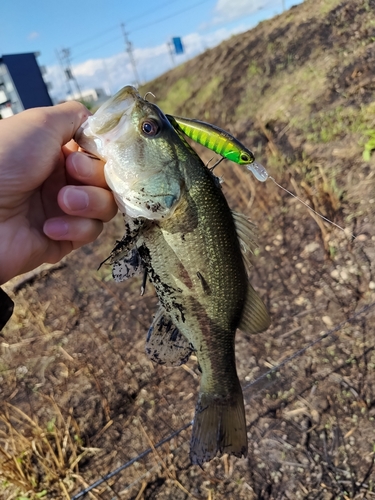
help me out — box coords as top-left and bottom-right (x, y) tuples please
(1, 0), (375, 498)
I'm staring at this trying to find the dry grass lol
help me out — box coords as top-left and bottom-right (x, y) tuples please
(0, 400), (102, 499)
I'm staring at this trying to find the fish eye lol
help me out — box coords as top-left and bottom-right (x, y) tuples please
(141, 120), (160, 137)
(240, 153), (250, 162)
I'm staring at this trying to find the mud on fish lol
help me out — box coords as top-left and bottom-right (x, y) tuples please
(75, 85), (271, 465)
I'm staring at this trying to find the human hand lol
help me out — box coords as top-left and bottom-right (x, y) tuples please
(0, 102), (118, 285)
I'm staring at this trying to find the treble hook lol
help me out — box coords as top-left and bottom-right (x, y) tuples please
(209, 156), (224, 172)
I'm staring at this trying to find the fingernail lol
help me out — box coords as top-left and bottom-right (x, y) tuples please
(44, 219), (69, 237)
(63, 187), (89, 211)
(71, 153), (93, 178)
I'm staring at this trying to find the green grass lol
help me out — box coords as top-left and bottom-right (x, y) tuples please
(362, 129), (375, 160)
(155, 77), (193, 114)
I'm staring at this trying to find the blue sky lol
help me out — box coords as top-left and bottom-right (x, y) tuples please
(1, 0), (303, 101)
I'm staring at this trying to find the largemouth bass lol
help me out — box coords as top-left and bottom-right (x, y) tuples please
(75, 86), (271, 465)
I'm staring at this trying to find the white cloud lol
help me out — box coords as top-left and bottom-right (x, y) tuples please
(46, 24), (252, 103)
(213, 0), (277, 24)
(28, 31), (40, 40)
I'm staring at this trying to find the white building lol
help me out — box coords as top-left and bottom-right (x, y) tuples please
(66, 88), (110, 107)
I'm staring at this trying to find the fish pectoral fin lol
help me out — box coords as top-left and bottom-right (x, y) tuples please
(231, 211), (258, 274)
(146, 306), (194, 366)
(108, 215), (144, 264)
(238, 283), (271, 334)
(112, 248), (143, 282)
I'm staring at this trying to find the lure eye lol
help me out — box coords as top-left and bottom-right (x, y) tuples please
(240, 153), (251, 163)
(141, 120), (159, 137)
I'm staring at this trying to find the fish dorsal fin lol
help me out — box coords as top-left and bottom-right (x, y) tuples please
(239, 283), (271, 334)
(112, 248), (143, 282)
(146, 306), (194, 366)
(231, 211), (258, 274)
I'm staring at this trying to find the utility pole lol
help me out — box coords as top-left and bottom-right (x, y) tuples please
(56, 49), (73, 97)
(121, 23), (140, 87)
(167, 41), (176, 67)
(57, 48), (82, 100)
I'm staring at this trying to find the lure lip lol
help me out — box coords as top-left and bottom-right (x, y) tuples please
(247, 161), (269, 182)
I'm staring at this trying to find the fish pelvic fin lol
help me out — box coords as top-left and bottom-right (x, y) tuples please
(239, 283), (271, 334)
(190, 390), (248, 465)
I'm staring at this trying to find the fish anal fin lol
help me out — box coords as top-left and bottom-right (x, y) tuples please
(239, 283), (270, 334)
(190, 390), (248, 465)
(146, 307), (194, 366)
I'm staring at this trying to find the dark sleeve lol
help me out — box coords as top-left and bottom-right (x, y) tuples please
(0, 287), (14, 331)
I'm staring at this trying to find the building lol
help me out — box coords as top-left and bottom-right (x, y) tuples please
(66, 88), (110, 108)
(0, 52), (53, 119)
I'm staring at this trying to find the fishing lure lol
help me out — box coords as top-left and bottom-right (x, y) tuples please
(166, 115), (268, 182)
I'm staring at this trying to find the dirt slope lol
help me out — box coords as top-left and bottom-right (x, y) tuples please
(1, 0), (375, 498)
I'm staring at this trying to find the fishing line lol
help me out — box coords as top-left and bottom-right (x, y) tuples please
(246, 163), (355, 239)
(269, 176), (351, 236)
(71, 300), (375, 499)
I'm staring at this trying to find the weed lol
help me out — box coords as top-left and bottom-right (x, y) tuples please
(362, 129), (375, 161)
(247, 61), (262, 77)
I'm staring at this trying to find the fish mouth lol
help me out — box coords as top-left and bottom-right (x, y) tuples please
(74, 85), (140, 159)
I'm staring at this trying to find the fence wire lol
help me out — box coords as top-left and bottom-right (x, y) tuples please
(71, 300), (375, 500)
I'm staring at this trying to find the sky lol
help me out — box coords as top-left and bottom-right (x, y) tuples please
(0, 0), (303, 102)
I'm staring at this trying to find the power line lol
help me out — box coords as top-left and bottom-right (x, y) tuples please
(131, 0), (210, 34)
(71, 35), (123, 62)
(70, 300), (375, 499)
(70, 24), (119, 51)
(69, 0), (179, 51)
(68, 0), (211, 62)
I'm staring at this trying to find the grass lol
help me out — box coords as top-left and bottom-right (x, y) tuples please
(362, 129), (375, 161)
(302, 104), (375, 144)
(0, 401), (94, 499)
(154, 77), (193, 114)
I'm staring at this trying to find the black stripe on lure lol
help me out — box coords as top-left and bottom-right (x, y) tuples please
(166, 115), (269, 182)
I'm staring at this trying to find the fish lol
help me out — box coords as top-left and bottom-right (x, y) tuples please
(75, 85), (271, 465)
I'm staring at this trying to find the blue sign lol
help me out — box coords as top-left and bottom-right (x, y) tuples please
(172, 37), (184, 55)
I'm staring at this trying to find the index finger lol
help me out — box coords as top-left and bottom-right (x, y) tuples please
(22, 101), (91, 148)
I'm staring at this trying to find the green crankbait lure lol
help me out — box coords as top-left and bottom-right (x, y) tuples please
(166, 115), (268, 182)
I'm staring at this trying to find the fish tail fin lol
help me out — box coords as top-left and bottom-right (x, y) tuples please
(190, 389), (248, 465)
